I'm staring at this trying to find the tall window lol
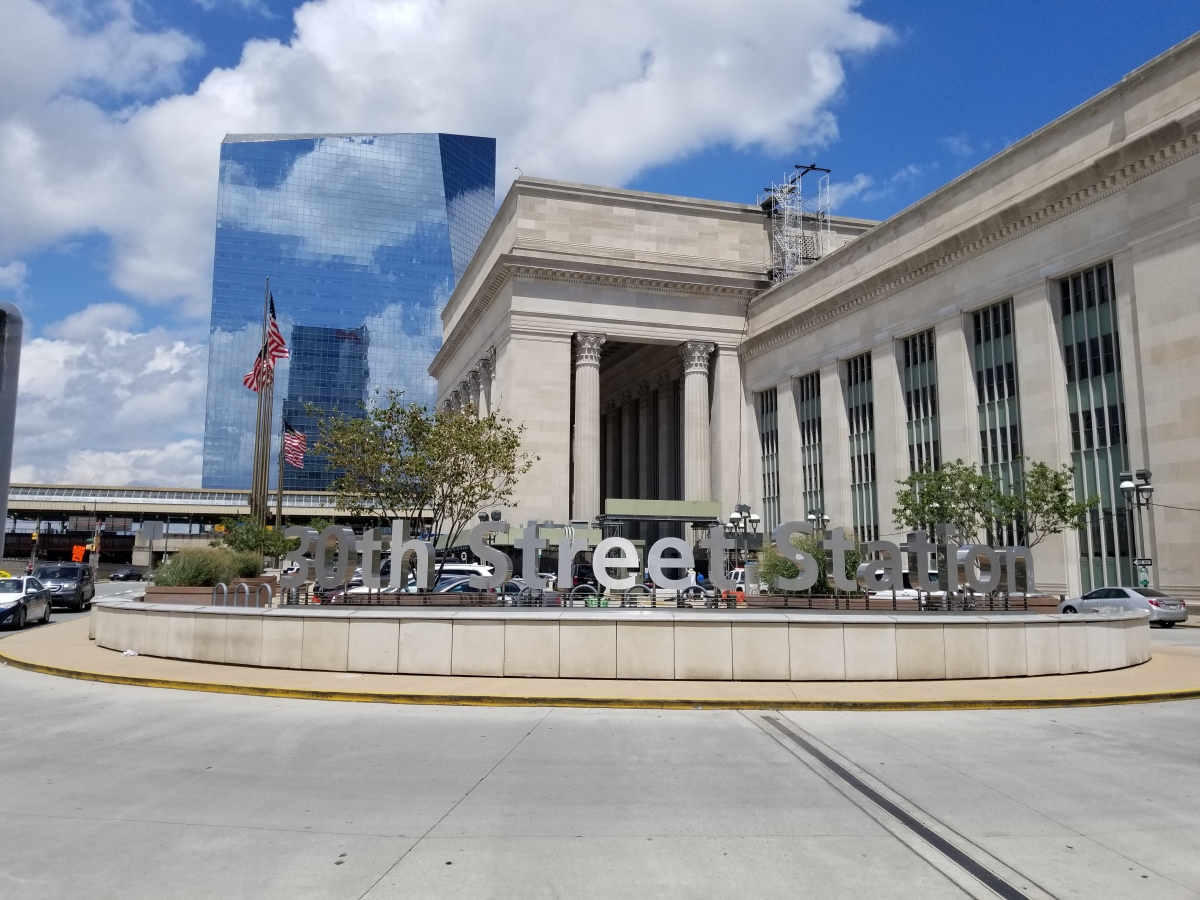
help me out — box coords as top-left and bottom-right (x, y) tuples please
(845, 353), (878, 541)
(1061, 261), (1132, 590)
(902, 329), (940, 473)
(758, 387), (780, 532)
(973, 299), (1023, 545)
(797, 372), (824, 519)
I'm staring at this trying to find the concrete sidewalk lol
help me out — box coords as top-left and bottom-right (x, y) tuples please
(3, 616), (1200, 710)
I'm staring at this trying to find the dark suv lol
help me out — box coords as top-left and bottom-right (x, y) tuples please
(33, 564), (95, 611)
(570, 563), (598, 590)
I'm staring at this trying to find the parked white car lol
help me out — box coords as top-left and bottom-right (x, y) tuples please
(1059, 587), (1187, 627)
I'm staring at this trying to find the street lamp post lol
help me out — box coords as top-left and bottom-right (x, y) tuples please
(724, 504), (761, 599)
(1119, 469), (1153, 587)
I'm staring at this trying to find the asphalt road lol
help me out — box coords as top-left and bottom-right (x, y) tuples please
(0, 627), (1196, 899)
(0, 581), (142, 639)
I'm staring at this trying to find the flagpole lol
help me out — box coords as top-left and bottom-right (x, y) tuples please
(257, 368), (274, 528)
(274, 416), (284, 533)
(250, 277), (270, 526)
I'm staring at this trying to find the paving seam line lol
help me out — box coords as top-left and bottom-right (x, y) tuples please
(4, 647), (1200, 709)
(759, 715), (1056, 900)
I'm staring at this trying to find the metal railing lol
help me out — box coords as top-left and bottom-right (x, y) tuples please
(211, 582), (274, 607)
(209, 580), (1039, 612)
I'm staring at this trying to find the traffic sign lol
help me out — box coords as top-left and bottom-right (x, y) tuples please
(1133, 558), (1153, 567)
(71, 545), (85, 562)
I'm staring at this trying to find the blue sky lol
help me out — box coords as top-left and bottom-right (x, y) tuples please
(2, 0), (1197, 485)
(17, 1), (1200, 334)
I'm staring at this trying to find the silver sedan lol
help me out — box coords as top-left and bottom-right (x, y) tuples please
(1059, 586), (1188, 627)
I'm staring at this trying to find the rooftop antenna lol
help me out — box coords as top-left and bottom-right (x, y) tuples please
(760, 164), (831, 281)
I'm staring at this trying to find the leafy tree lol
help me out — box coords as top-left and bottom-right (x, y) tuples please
(893, 459), (998, 543)
(313, 391), (536, 581)
(309, 391), (431, 523)
(210, 517), (298, 560)
(758, 528), (862, 594)
(997, 459), (1098, 547)
(894, 457), (1099, 550)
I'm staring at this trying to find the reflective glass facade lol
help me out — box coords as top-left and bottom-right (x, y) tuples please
(202, 133), (495, 490)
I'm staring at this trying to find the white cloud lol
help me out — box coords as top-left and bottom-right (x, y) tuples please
(0, 261), (28, 298)
(193, 0), (272, 15)
(13, 303), (206, 485)
(942, 134), (973, 158)
(12, 440), (204, 487)
(828, 173), (873, 209)
(0, 0), (890, 317)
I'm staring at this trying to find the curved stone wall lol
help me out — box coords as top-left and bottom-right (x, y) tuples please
(92, 601), (1150, 681)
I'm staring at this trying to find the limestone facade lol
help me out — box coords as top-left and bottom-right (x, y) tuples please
(434, 35), (1200, 600)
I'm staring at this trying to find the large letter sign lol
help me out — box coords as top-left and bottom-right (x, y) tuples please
(770, 521), (819, 591)
(593, 537), (639, 591)
(279, 526), (318, 589)
(469, 520), (512, 589)
(647, 537), (693, 590)
(856, 540), (902, 591)
(315, 525), (357, 589)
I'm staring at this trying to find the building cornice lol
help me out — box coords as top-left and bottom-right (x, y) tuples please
(741, 113), (1200, 361)
(431, 257), (766, 378)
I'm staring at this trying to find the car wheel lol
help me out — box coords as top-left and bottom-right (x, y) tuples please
(1062, 606), (1077, 614)
(14, 606), (26, 630)
(40, 601), (51, 624)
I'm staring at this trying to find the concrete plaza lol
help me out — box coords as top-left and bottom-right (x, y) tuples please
(0, 629), (1197, 898)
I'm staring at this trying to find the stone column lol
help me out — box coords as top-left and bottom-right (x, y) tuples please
(620, 392), (635, 500)
(679, 341), (715, 501)
(637, 383), (652, 499)
(605, 400), (619, 502)
(450, 389), (461, 410)
(458, 379), (472, 413)
(571, 332), (605, 521)
(656, 372), (674, 500)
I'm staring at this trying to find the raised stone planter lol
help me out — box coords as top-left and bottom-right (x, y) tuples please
(143, 586), (216, 605)
(93, 601), (1152, 680)
(143, 577), (275, 607)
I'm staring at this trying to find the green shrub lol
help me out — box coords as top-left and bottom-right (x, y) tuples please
(153, 548), (263, 587)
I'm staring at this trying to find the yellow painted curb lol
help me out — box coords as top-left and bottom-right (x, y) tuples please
(4, 646), (1200, 711)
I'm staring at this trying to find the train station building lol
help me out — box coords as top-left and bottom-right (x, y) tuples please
(432, 35), (1200, 600)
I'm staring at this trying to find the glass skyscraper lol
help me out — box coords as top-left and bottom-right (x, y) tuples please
(201, 132), (495, 490)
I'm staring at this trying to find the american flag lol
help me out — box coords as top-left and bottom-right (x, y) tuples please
(242, 293), (289, 392)
(282, 420), (307, 468)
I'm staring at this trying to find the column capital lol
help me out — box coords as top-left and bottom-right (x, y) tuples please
(656, 371), (671, 388)
(467, 369), (481, 389)
(678, 341), (715, 375)
(621, 391), (633, 407)
(637, 382), (650, 397)
(476, 356), (492, 380)
(449, 390), (461, 409)
(574, 332), (607, 367)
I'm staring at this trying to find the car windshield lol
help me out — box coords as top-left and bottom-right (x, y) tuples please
(0, 579), (23, 593)
(34, 567), (80, 580)
(1134, 588), (1171, 598)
